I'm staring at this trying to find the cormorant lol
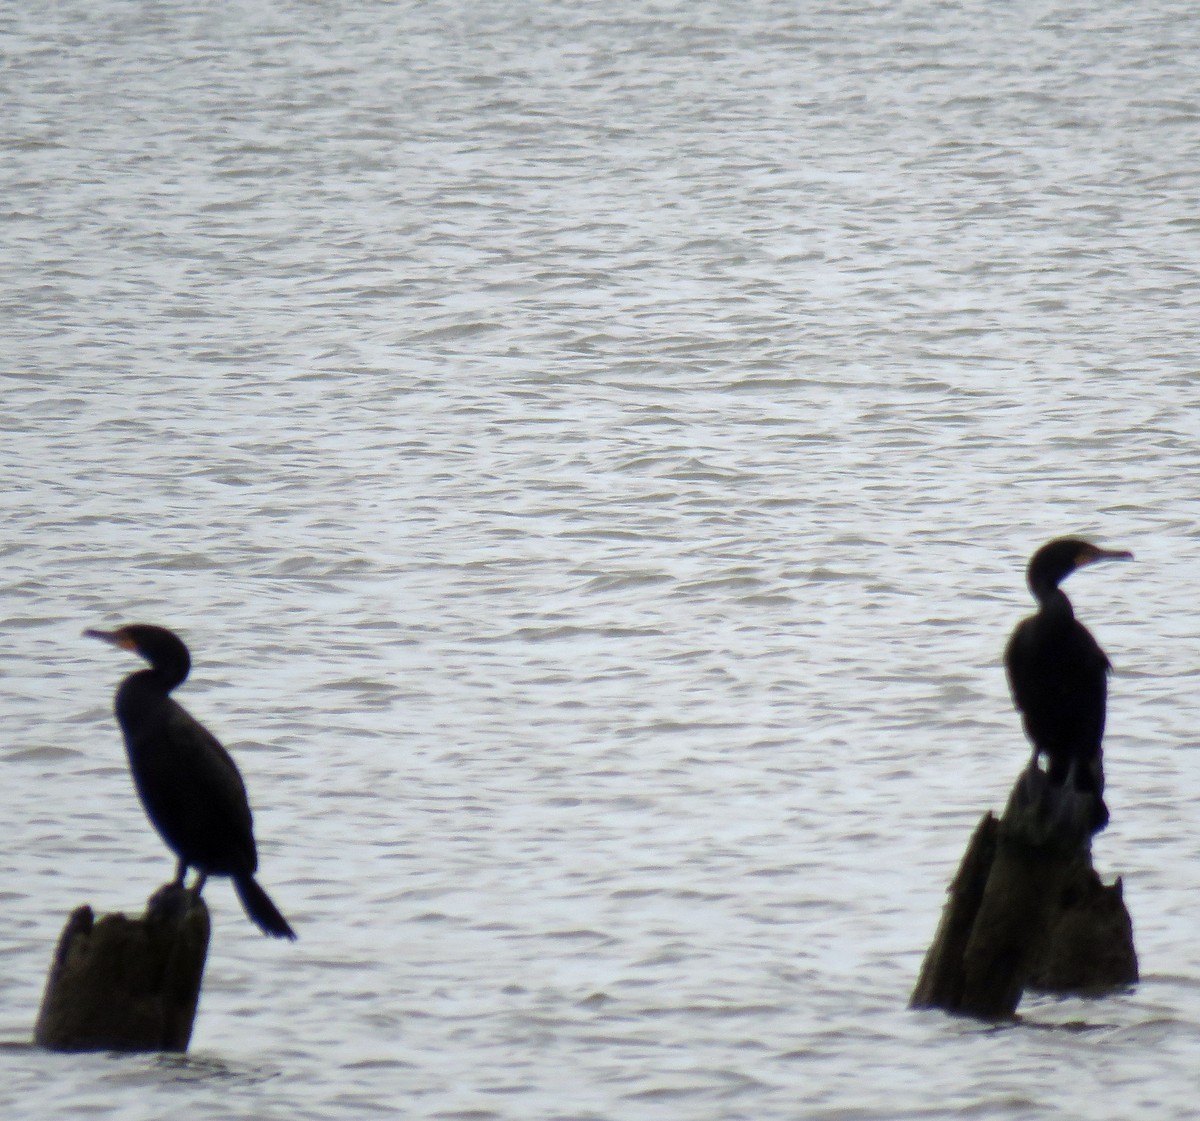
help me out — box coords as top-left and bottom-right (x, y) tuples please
(86, 624), (296, 940)
(1004, 538), (1131, 828)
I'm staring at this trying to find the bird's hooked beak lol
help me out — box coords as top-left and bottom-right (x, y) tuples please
(84, 627), (138, 653)
(1076, 544), (1134, 570)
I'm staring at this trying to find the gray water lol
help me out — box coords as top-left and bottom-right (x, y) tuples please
(4, 0), (1200, 1117)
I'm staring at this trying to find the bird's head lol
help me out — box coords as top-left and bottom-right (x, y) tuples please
(85, 624), (192, 682)
(1026, 537), (1133, 600)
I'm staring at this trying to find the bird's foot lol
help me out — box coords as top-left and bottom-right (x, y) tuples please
(147, 880), (194, 922)
(1020, 762), (1046, 805)
(1045, 782), (1108, 843)
(1007, 766), (1106, 847)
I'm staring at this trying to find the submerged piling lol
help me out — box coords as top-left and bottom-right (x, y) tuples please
(34, 884), (210, 1052)
(910, 767), (1137, 1019)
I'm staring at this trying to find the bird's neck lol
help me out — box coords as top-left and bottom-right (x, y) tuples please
(1034, 585), (1074, 618)
(123, 664), (186, 696)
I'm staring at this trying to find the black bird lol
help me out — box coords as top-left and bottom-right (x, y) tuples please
(1004, 538), (1132, 826)
(86, 624), (296, 940)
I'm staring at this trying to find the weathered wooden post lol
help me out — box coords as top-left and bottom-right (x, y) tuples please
(34, 884), (210, 1052)
(911, 767), (1136, 1019)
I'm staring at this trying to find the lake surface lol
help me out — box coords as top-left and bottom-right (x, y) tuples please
(4, 0), (1200, 1117)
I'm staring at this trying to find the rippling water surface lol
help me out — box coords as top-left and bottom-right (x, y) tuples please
(4, 1), (1200, 1117)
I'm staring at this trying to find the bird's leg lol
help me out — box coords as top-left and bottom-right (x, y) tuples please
(1021, 748), (1046, 807)
(191, 871), (208, 899)
(1050, 760), (1083, 833)
(1047, 759), (1107, 838)
(172, 859), (188, 888)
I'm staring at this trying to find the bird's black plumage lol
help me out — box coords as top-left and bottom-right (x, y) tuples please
(1004, 538), (1131, 826)
(86, 624), (296, 940)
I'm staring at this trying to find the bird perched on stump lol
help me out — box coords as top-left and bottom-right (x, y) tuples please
(1004, 538), (1132, 832)
(86, 624), (296, 940)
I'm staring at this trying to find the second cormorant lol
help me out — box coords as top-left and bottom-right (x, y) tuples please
(1004, 537), (1132, 829)
(86, 623), (296, 939)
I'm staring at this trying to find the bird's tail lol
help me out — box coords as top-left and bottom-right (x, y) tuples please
(233, 874), (297, 940)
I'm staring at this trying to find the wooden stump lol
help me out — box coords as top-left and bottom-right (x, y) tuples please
(910, 767), (1137, 1019)
(34, 884), (210, 1052)
(1029, 863), (1138, 993)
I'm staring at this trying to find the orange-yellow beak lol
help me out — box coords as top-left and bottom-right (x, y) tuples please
(1076, 545), (1133, 569)
(84, 627), (139, 653)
